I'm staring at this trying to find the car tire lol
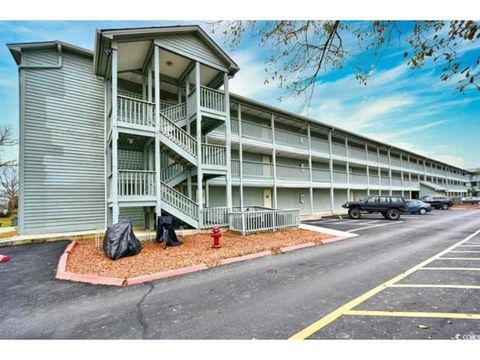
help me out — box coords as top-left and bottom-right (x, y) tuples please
(386, 208), (400, 220)
(419, 208), (427, 215)
(348, 208), (361, 219)
(381, 212), (388, 218)
(441, 203), (449, 210)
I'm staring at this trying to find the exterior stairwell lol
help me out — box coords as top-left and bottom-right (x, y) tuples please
(160, 181), (199, 228)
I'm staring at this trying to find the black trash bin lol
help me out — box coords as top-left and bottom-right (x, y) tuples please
(155, 216), (183, 248)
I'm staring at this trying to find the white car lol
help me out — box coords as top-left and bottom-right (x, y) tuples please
(462, 196), (480, 204)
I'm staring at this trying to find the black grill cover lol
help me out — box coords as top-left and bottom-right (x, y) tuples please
(155, 216), (183, 247)
(103, 219), (142, 260)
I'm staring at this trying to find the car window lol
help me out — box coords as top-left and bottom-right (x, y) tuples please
(367, 197), (378, 203)
(379, 196), (387, 203)
(390, 197), (402, 204)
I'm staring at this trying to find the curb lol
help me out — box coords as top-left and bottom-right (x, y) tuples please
(126, 264), (209, 286)
(219, 250), (273, 266)
(280, 242), (316, 253)
(0, 254), (9, 263)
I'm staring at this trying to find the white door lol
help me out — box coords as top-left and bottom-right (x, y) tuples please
(263, 188), (272, 208)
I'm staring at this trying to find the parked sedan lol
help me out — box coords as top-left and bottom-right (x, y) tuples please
(462, 196), (480, 204)
(406, 200), (432, 215)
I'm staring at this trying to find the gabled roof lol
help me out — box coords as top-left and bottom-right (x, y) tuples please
(93, 25), (240, 77)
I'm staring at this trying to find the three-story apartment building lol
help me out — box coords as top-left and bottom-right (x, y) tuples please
(8, 25), (473, 236)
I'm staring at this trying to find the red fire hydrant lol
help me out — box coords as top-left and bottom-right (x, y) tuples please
(211, 226), (222, 249)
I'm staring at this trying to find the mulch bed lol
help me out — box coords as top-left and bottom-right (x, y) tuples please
(66, 229), (332, 278)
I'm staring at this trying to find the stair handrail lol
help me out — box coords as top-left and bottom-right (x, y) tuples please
(161, 103), (187, 123)
(159, 112), (198, 158)
(160, 181), (198, 219)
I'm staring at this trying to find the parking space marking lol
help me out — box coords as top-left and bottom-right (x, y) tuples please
(458, 245), (480, 247)
(344, 310), (480, 320)
(389, 283), (480, 290)
(420, 267), (480, 271)
(439, 257), (480, 261)
(345, 221), (403, 233)
(289, 227), (480, 340)
(450, 250), (480, 253)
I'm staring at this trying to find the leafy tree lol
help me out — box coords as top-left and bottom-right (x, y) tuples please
(210, 21), (480, 104)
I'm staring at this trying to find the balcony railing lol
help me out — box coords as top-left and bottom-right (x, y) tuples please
(200, 86), (225, 113)
(231, 118), (273, 142)
(231, 160), (273, 179)
(332, 143), (347, 157)
(202, 143), (227, 167)
(118, 170), (156, 197)
(200, 207), (229, 228)
(312, 168), (330, 182)
(229, 208), (300, 234)
(392, 178), (403, 186)
(350, 173), (368, 185)
(162, 103), (187, 124)
(275, 128), (308, 149)
(310, 137), (330, 154)
(349, 147), (367, 161)
(333, 170), (348, 183)
(276, 164), (310, 181)
(117, 95), (154, 128)
(370, 176), (380, 185)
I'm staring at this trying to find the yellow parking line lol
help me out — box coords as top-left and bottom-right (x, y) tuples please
(438, 257), (480, 261)
(346, 221), (403, 233)
(288, 228), (480, 340)
(421, 267), (480, 271)
(450, 250), (480, 253)
(389, 284), (480, 290)
(344, 310), (480, 320)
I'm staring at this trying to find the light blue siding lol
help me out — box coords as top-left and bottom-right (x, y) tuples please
(21, 48), (105, 235)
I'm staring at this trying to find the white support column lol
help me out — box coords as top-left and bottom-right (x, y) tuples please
(195, 62), (203, 215)
(388, 148), (393, 195)
(154, 45), (162, 217)
(224, 73), (232, 211)
(111, 42), (119, 224)
(423, 159), (427, 182)
(307, 124), (314, 214)
(185, 80), (191, 135)
(328, 130), (335, 214)
(271, 113), (277, 209)
(365, 143), (370, 196)
(377, 147), (382, 195)
(238, 104), (244, 211)
(345, 136), (350, 201)
(205, 180), (210, 207)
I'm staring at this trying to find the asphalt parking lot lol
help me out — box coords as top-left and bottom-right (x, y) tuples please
(294, 209), (480, 339)
(304, 211), (436, 233)
(1, 208), (479, 339)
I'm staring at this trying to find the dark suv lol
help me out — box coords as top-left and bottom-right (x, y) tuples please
(342, 195), (408, 220)
(420, 195), (453, 210)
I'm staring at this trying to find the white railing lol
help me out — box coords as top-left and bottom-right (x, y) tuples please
(310, 137), (330, 154)
(159, 114), (197, 159)
(379, 154), (390, 165)
(380, 177), (390, 185)
(391, 158), (402, 167)
(350, 173), (368, 184)
(231, 118), (273, 141)
(118, 170), (156, 197)
(368, 151), (379, 163)
(160, 182), (198, 220)
(403, 179), (411, 186)
(202, 144), (227, 167)
(200, 207), (229, 228)
(229, 208), (300, 234)
(276, 164), (310, 181)
(392, 178), (403, 186)
(349, 147), (367, 161)
(161, 163), (185, 183)
(162, 103), (187, 124)
(200, 86), (225, 113)
(231, 160), (273, 179)
(333, 171), (348, 183)
(117, 95), (154, 128)
(332, 142), (347, 157)
(312, 168), (330, 182)
(370, 176), (380, 185)
(275, 128), (308, 149)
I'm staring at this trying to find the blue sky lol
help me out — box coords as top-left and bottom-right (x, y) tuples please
(1, 20), (479, 169)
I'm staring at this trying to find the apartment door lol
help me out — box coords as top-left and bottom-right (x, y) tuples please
(263, 188), (272, 208)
